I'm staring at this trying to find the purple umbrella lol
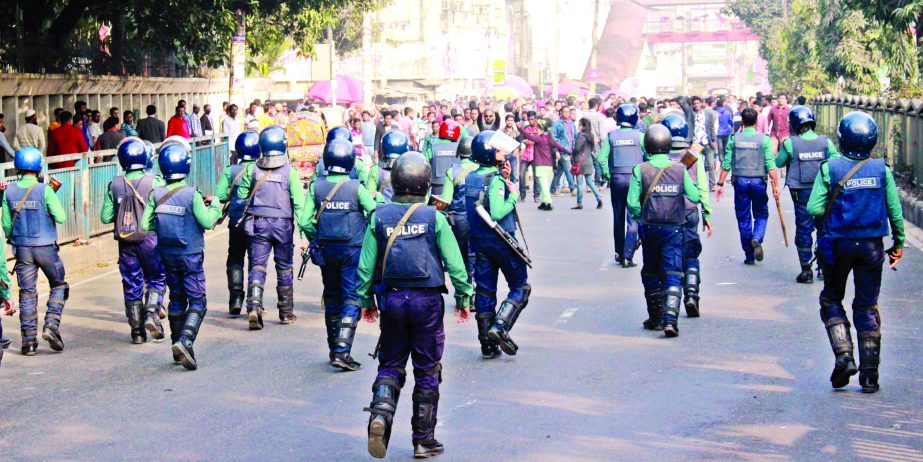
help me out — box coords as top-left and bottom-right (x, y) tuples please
(307, 75), (364, 104)
(501, 75), (534, 98)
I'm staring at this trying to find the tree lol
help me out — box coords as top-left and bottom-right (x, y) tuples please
(0, 0), (385, 76)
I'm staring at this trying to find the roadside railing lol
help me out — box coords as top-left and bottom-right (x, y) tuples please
(812, 94), (922, 190)
(2, 135), (230, 245)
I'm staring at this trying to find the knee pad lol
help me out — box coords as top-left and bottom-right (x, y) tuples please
(335, 315), (358, 348)
(684, 268), (700, 292)
(143, 288), (164, 308)
(413, 362), (443, 384)
(227, 266), (245, 289)
(48, 284), (69, 308)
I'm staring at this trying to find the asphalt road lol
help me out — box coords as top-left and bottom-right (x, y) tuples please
(1, 185), (922, 461)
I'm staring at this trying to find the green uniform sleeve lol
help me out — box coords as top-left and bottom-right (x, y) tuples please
(357, 215), (379, 307)
(722, 135), (735, 171)
(435, 212), (473, 307)
(0, 249), (11, 300)
(1, 198), (8, 238)
(45, 185), (67, 224)
(639, 131), (648, 160)
(827, 139), (840, 158)
(807, 163), (831, 217)
(627, 165), (642, 219)
(598, 137), (611, 177)
(763, 136), (776, 171)
(356, 158), (371, 186)
(694, 158), (711, 220)
(100, 182), (116, 224)
(358, 182), (378, 214)
(141, 193), (157, 232)
(290, 168), (309, 234)
(215, 167), (233, 202)
(304, 180), (318, 240)
(440, 168), (455, 203)
(489, 175), (519, 222)
(776, 138), (793, 169)
(367, 164), (380, 200)
(236, 164), (254, 199)
(192, 189), (221, 230)
(885, 167), (905, 249)
(422, 138), (434, 162)
(683, 169), (700, 204)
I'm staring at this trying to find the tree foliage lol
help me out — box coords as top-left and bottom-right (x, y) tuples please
(0, 0), (385, 76)
(726, 0), (923, 96)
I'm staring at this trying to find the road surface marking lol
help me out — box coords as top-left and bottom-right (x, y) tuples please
(556, 307), (579, 324)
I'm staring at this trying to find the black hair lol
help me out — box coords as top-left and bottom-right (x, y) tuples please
(741, 107), (758, 126)
(103, 116), (119, 131)
(146, 105), (156, 115)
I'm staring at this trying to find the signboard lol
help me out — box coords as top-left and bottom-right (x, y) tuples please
(493, 59), (506, 85)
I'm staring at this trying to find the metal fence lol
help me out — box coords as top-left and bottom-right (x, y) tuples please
(812, 94), (922, 189)
(1, 135), (230, 245)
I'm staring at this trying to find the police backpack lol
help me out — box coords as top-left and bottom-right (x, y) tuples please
(114, 176), (154, 243)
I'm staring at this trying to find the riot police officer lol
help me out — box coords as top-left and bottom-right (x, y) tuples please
(466, 130), (531, 358)
(626, 125), (700, 337)
(775, 105), (839, 283)
(807, 111), (904, 393)
(659, 114), (713, 317)
(2, 147), (68, 355)
(314, 126), (369, 184)
(427, 120), (462, 196)
(304, 138), (378, 371)
(216, 131), (260, 316)
(358, 152), (473, 459)
(438, 134), (478, 278)
(368, 131), (410, 203)
(100, 137), (167, 343)
(236, 126), (310, 330)
(716, 108), (781, 264)
(141, 143), (222, 370)
(599, 104), (646, 267)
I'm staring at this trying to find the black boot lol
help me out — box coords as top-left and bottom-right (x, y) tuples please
(858, 331), (881, 393)
(324, 310), (339, 358)
(364, 377), (402, 459)
(412, 389), (444, 459)
(42, 324), (64, 352)
(143, 289), (165, 340)
(227, 266), (245, 316)
(246, 283), (264, 330)
(331, 314), (361, 371)
(168, 312), (185, 364)
(683, 268), (701, 318)
(642, 290), (663, 330)
(816, 264), (825, 281)
(488, 301), (523, 356)
(278, 284), (297, 324)
(475, 312), (501, 359)
(825, 318), (858, 389)
(661, 286), (682, 338)
(125, 300), (146, 344)
(796, 264), (814, 284)
(173, 303), (206, 371)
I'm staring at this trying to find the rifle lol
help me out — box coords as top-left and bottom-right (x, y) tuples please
(369, 334), (382, 360)
(474, 203), (532, 268)
(770, 179), (789, 247)
(297, 247), (310, 280)
(215, 201), (231, 226)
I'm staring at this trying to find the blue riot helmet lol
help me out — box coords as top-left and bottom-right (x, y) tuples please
(116, 137), (148, 171)
(142, 140), (155, 171)
(162, 135), (192, 153)
(615, 104), (639, 128)
(380, 131), (409, 170)
(659, 113), (689, 149)
(158, 143), (191, 180)
(323, 139), (356, 174)
(14, 147), (43, 172)
(258, 125), (288, 169)
(326, 126), (352, 143)
(235, 130), (261, 162)
(788, 105), (816, 135)
(391, 151), (431, 201)
(837, 111), (878, 159)
(471, 130), (498, 167)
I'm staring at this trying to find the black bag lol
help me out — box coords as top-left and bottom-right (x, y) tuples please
(115, 176), (152, 243)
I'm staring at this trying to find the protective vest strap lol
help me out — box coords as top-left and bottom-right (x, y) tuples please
(823, 158), (871, 224)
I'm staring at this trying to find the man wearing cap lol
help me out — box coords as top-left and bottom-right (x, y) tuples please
(14, 109), (47, 154)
